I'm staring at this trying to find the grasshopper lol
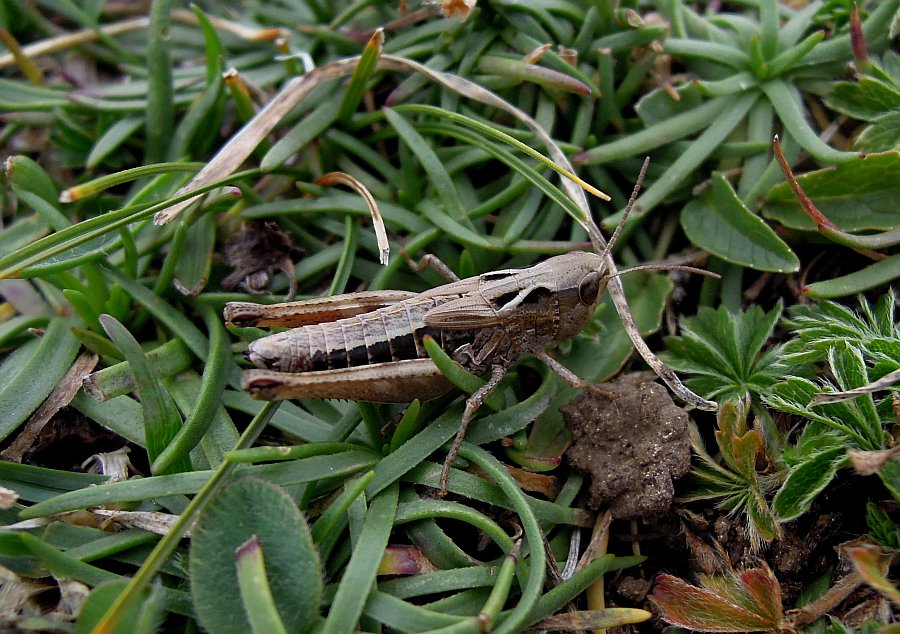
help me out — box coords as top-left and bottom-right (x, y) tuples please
(224, 165), (715, 496)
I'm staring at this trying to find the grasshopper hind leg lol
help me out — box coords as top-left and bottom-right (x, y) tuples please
(439, 363), (508, 497)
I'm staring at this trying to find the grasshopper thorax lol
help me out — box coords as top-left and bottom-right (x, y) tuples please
(548, 251), (609, 341)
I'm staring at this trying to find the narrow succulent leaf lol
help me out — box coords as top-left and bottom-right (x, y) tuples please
(423, 335), (504, 411)
(765, 31), (824, 78)
(576, 97), (731, 165)
(337, 28), (383, 123)
(234, 537), (290, 634)
(144, 0), (174, 164)
(397, 104), (609, 201)
(477, 55), (591, 95)
(151, 306), (230, 473)
(6, 156), (66, 230)
(190, 5), (225, 84)
(82, 338), (193, 402)
(383, 107), (471, 226)
(321, 484), (398, 634)
(260, 96), (342, 171)
(85, 117), (144, 170)
(0, 27), (43, 85)
(173, 211), (215, 296)
(762, 79), (857, 164)
(803, 253), (900, 299)
(59, 162), (202, 202)
(311, 471), (374, 561)
(0, 318), (80, 442)
(603, 91), (759, 226)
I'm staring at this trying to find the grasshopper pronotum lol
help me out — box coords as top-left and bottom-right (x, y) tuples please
(224, 163), (716, 496)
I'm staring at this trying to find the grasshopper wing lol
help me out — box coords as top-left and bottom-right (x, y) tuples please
(225, 290), (418, 327)
(423, 296), (501, 329)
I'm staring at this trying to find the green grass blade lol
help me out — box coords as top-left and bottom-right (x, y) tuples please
(0, 318), (80, 442)
(321, 483), (399, 634)
(100, 314), (189, 474)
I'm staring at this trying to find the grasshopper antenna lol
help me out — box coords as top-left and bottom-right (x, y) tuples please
(585, 157), (718, 412)
(600, 156), (649, 261)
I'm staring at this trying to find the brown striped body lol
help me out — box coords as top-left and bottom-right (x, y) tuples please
(228, 251), (609, 402)
(244, 295), (475, 373)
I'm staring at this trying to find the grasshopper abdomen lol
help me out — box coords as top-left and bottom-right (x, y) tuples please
(245, 296), (476, 374)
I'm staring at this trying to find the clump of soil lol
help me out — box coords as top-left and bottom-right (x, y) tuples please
(562, 373), (691, 519)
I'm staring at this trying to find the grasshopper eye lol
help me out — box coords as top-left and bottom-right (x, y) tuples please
(578, 272), (602, 305)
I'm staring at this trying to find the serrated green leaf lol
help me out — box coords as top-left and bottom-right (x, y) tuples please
(763, 152), (900, 231)
(825, 76), (900, 122)
(829, 344), (870, 391)
(867, 501), (900, 548)
(662, 303), (788, 402)
(857, 111), (900, 151)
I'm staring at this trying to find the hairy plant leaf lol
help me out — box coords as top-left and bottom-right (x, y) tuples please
(649, 565), (782, 632)
(866, 502), (900, 549)
(783, 291), (900, 365)
(773, 446), (846, 521)
(190, 478), (321, 634)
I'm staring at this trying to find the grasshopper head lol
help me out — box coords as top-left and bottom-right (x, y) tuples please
(553, 251), (609, 340)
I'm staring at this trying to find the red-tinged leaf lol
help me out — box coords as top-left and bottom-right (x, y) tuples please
(378, 545), (437, 576)
(849, 3), (869, 70)
(649, 571), (783, 632)
(737, 565), (783, 620)
(846, 543), (900, 606)
(730, 429), (763, 479)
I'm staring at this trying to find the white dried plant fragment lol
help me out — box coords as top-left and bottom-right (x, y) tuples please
(428, 0), (476, 20)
